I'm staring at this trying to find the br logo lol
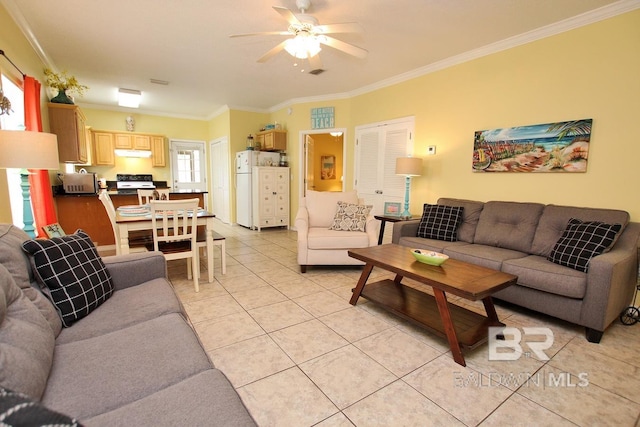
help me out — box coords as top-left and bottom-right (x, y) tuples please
(488, 327), (554, 361)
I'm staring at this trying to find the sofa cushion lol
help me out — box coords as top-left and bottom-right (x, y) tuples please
(329, 201), (372, 232)
(530, 204), (630, 257)
(0, 387), (81, 427)
(0, 264), (54, 400)
(83, 370), (256, 427)
(502, 255), (587, 299)
(305, 190), (359, 228)
(308, 227), (371, 250)
(397, 236), (470, 253)
(474, 201), (545, 253)
(22, 230), (113, 327)
(0, 224), (61, 336)
(42, 313), (212, 420)
(56, 278), (183, 345)
(548, 218), (622, 273)
(443, 244), (527, 271)
(416, 204), (463, 241)
(437, 198), (485, 243)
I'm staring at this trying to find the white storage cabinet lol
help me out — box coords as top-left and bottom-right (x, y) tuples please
(252, 167), (290, 231)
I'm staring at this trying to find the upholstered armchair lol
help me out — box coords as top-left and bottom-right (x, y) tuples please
(295, 190), (380, 273)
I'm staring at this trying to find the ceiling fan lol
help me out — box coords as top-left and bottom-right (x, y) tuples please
(230, 0), (367, 73)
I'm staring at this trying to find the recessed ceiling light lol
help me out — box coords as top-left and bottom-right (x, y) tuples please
(118, 88), (141, 108)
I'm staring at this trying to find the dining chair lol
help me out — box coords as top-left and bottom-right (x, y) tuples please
(195, 227), (227, 276)
(137, 188), (171, 205)
(98, 191), (152, 255)
(148, 198), (201, 292)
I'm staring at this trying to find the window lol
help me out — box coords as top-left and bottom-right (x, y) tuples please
(0, 74), (26, 228)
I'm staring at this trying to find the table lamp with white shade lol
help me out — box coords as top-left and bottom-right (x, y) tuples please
(395, 156), (423, 219)
(0, 130), (59, 237)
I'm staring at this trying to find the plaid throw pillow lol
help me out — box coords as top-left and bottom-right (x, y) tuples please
(416, 204), (464, 241)
(329, 201), (373, 232)
(548, 218), (622, 272)
(22, 230), (113, 327)
(0, 387), (82, 427)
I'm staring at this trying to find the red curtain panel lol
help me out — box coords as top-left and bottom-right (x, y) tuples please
(24, 76), (58, 236)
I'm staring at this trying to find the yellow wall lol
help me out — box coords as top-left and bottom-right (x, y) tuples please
(312, 134), (344, 192)
(3, 6), (639, 224)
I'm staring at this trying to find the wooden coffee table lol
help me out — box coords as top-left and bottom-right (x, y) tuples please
(348, 244), (517, 366)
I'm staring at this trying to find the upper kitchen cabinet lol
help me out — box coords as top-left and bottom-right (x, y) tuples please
(92, 131), (115, 166)
(48, 103), (88, 163)
(256, 130), (287, 151)
(114, 133), (151, 150)
(151, 135), (166, 167)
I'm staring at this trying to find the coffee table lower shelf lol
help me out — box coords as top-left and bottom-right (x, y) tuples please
(360, 279), (503, 350)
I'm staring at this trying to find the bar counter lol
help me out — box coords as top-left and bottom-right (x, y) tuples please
(54, 190), (208, 247)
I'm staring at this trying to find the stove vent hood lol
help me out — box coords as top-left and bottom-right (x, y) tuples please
(114, 149), (152, 158)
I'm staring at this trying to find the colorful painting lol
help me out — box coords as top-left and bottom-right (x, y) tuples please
(472, 118), (592, 172)
(321, 155), (336, 180)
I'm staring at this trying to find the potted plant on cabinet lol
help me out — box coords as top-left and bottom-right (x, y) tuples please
(44, 68), (88, 104)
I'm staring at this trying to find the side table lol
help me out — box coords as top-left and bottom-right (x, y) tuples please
(374, 215), (419, 245)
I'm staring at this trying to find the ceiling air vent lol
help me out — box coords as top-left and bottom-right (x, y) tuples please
(309, 69), (325, 75)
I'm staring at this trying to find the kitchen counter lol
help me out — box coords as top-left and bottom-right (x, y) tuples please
(54, 190), (208, 247)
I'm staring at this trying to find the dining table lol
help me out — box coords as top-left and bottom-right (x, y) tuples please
(115, 207), (217, 283)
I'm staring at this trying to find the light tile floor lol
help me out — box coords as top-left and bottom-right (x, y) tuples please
(165, 219), (640, 427)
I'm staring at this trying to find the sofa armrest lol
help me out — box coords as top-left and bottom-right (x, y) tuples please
(103, 252), (168, 291)
(581, 222), (640, 330)
(295, 205), (310, 265)
(391, 219), (420, 244)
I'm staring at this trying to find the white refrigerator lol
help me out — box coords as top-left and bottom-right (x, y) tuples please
(235, 150), (281, 228)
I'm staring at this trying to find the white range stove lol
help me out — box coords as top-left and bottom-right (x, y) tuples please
(116, 174), (155, 194)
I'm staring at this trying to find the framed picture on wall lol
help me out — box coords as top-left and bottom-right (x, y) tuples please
(321, 155), (336, 180)
(383, 202), (402, 217)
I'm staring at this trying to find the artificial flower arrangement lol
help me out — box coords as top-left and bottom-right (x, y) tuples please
(44, 68), (88, 103)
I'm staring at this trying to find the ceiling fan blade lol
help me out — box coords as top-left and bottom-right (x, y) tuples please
(315, 23), (363, 34)
(273, 6), (300, 25)
(257, 40), (288, 63)
(319, 35), (368, 59)
(308, 54), (323, 71)
(230, 31), (290, 38)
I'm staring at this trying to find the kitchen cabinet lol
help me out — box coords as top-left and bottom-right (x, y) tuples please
(256, 130), (287, 151)
(48, 103), (88, 163)
(92, 131), (115, 166)
(151, 136), (166, 167)
(114, 134), (132, 149)
(252, 166), (289, 231)
(114, 133), (151, 150)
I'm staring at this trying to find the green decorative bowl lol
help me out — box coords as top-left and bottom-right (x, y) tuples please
(410, 249), (449, 266)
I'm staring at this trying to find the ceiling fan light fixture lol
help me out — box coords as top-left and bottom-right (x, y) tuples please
(284, 34), (321, 59)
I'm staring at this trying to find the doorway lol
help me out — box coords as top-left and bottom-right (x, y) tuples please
(170, 140), (206, 193)
(300, 129), (346, 198)
(209, 137), (230, 224)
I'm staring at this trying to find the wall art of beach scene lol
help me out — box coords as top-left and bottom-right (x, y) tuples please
(472, 118), (592, 172)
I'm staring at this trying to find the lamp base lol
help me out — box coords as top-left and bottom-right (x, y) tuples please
(20, 170), (36, 238)
(401, 176), (412, 219)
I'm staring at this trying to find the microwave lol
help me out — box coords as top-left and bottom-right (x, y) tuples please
(62, 173), (98, 194)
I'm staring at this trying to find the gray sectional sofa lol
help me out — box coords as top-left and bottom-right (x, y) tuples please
(0, 224), (256, 426)
(392, 198), (640, 343)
